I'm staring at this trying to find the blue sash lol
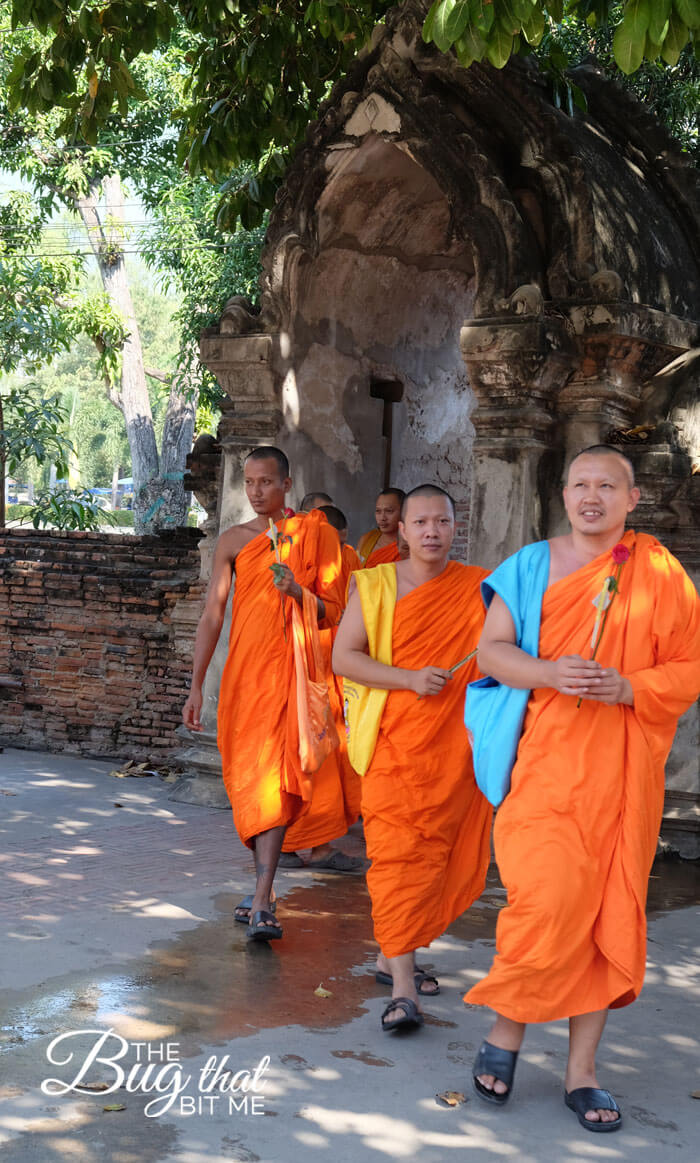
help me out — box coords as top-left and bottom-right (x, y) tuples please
(465, 541), (550, 807)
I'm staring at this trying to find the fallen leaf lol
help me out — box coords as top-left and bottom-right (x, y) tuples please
(102, 1104), (126, 1112)
(435, 1091), (466, 1108)
(0, 790), (17, 796)
(113, 803), (123, 808)
(692, 1090), (700, 1100)
(80, 1082), (110, 1092)
(314, 983), (333, 998)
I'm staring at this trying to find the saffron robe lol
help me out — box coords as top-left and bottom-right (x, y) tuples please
(217, 511), (344, 848)
(361, 561), (493, 958)
(340, 543), (362, 595)
(357, 528), (402, 569)
(465, 531), (700, 1022)
(282, 533), (361, 851)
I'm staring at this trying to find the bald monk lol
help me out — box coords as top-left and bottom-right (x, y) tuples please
(300, 490), (333, 511)
(465, 445), (700, 1132)
(356, 488), (406, 568)
(279, 500), (363, 871)
(182, 446), (345, 940)
(333, 485), (492, 1032)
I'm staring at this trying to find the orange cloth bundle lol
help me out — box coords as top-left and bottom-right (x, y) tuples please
(217, 510), (343, 849)
(465, 531), (700, 1021)
(362, 561), (492, 958)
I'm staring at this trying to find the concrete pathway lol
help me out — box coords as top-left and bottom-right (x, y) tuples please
(0, 748), (698, 1162)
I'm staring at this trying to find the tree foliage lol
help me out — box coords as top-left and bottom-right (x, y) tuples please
(6, 2), (699, 227)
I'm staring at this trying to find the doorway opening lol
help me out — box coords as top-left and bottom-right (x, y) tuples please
(369, 376), (404, 489)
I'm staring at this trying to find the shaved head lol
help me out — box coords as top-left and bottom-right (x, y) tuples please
(401, 484), (456, 520)
(245, 446), (290, 480)
(567, 445), (635, 488)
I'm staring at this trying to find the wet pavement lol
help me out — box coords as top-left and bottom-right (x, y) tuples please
(0, 748), (698, 1162)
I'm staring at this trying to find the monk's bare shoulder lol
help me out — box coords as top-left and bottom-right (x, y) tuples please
(216, 520), (263, 568)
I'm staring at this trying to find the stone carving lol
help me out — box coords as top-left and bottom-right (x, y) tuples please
(496, 283), (545, 316)
(588, 268), (626, 301)
(219, 295), (261, 336)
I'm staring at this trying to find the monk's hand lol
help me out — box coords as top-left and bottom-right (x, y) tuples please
(579, 668), (634, 706)
(411, 666), (453, 697)
(549, 655), (604, 697)
(270, 562), (301, 601)
(182, 687), (203, 732)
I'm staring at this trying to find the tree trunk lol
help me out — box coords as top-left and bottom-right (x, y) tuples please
(76, 174), (194, 533)
(0, 393), (6, 529)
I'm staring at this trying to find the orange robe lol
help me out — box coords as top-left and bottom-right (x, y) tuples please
(465, 531), (700, 1022)
(362, 561), (493, 957)
(282, 534), (361, 851)
(218, 511), (344, 848)
(340, 543), (362, 593)
(357, 528), (402, 569)
(364, 540), (402, 569)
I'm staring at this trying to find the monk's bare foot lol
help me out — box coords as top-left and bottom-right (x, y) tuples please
(309, 844), (333, 862)
(564, 1069), (620, 1126)
(234, 891), (276, 923)
(477, 1016), (525, 1097)
(248, 893), (282, 930)
(375, 952), (439, 995)
(382, 993), (423, 1028)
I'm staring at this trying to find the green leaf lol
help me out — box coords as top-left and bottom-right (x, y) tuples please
(661, 11), (690, 62)
(433, 0), (458, 53)
(648, 0), (672, 42)
(673, 0), (700, 31)
(422, 0), (442, 42)
(455, 23), (487, 64)
(624, 0), (651, 38)
(486, 23), (514, 68)
(444, 0), (471, 41)
(522, 6), (545, 45)
(613, 17), (646, 73)
(471, 0), (495, 35)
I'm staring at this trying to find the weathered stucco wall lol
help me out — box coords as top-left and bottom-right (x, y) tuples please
(275, 137), (477, 548)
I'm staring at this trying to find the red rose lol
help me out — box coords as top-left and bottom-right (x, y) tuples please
(284, 507), (295, 518)
(611, 543), (630, 564)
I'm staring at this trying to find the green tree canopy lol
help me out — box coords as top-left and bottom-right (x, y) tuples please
(6, 2), (699, 228)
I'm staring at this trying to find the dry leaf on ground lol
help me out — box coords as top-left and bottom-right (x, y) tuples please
(314, 983), (333, 998)
(435, 1091), (466, 1108)
(102, 1104), (126, 1112)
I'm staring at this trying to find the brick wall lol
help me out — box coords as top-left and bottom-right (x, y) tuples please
(452, 500), (470, 563)
(0, 528), (204, 760)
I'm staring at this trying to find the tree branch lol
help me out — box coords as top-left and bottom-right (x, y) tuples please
(144, 366), (172, 384)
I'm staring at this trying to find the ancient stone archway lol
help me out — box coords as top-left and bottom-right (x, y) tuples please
(192, 1), (699, 845)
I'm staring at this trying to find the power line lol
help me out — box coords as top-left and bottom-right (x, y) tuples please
(1, 241), (241, 257)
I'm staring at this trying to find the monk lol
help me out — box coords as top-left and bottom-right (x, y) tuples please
(279, 500), (363, 872)
(356, 488), (406, 567)
(333, 485), (492, 1032)
(465, 445), (700, 1133)
(299, 490), (333, 511)
(182, 447), (346, 940)
(319, 505), (362, 594)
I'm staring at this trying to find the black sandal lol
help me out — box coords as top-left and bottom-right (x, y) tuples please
(246, 910), (283, 941)
(375, 966), (440, 995)
(472, 1040), (518, 1105)
(234, 896), (276, 924)
(565, 1087), (622, 1133)
(380, 997), (424, 1033)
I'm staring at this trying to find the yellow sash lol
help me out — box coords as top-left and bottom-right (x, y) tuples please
(356, 527), (382, 566)
(344, 563), (397, 775)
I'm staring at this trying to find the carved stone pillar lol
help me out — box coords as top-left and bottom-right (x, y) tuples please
(460, 304), (574, 568)
(170, 330), (281, 807)
(549, 302), (697, 533)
